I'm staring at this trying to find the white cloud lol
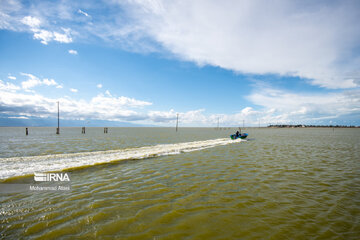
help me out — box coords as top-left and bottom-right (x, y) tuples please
(1, 76), (359, 125)
(246, 87), (360, 124)
(6, 1), (359, 87)
(0, 88), (153, 122)
(96, 84), (102, 88)
(145, 86), (360, 126)
(148, 109), (219, 126)
(8, 116), (29, 119)
(33, 28), (72, 45)
(8, 75), (16, 80)
(70, 88), (78, 93)
(53, 28), (72, 43)
(148, 108), (255, 126)
(179, 109), (209, 125)
(78, 9), (90, 17)
(120, 0), (360, 89)
(68, 49), (78, 55)
(1, 1), (360, 126)
(20, 73), (42, 89)
(21, 16), (41, 28)
(0, 80), (20, 92)
(21, 79), (41, 89)
(42, 78), (57, 86)
(18, 15), (74, 45)
(20, 73), (62, 89)
(33, 29), (53, 45)
(2, 1), (360, 87)
(148, 109), (177, 122)
(93, 94), (152, 108)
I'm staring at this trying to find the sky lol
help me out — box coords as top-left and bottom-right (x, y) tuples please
(0, 0), (359, 127)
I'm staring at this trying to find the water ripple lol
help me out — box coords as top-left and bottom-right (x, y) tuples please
(0, 128), (359, 239)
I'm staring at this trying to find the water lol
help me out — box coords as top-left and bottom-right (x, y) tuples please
(0, 127), (359, 239)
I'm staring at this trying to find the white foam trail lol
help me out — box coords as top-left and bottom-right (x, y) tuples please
(0, 138), (243, 180)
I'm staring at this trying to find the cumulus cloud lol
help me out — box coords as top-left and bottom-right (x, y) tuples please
(21, 16), (41, 28)
(68, 49), (78, 55)
(8, 75), (16, 80)
(33, 28), (72, 45)
(53, 28), (72, 43)
(16, 14), (73, 45)
(15, 15), (73, 45)
(33, 29), (53, 45)
(146, 86), (360, 126)
(247, 86), (360, 124)
(148, 108), (257, 126)
(20, 73), (62, 89)
(148, 109), (177, 122)
(70, 88), (78, 93)
(0, 72), (155, 124)
(1, 77), (359, 125)
(147, 108), (249, 126)
(96, 84), (102, 88)
(0, 80), (20, 92)
(42, 78), (57, 86)
(92, 94), (152, 108)
(0, 88), (153, 122)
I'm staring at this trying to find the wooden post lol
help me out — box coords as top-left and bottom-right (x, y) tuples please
(26, 128), (28, 135)
(104, 127), (108, 133)
(82, 127), (85, 134)
(56, 101), (60, 134)
(176, 114), (179, 132)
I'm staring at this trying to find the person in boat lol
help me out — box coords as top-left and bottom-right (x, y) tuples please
(235, 131), (240, 138)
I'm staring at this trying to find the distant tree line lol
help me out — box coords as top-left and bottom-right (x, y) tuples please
(267, 124), (359, 128)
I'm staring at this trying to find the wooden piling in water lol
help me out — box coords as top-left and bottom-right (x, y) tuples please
(56, 101), (60, 134)
(104, 127), (108, 133)
(176, 113), (179, 132)
(82, 127), (85, 134)
(26, 128), (28, 135)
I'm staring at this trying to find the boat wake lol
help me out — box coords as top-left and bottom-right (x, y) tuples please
(0, 138), (243, 180)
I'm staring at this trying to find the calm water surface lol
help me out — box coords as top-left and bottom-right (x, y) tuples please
(0, 127), (359, 239)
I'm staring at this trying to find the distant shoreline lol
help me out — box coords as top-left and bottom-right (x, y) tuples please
(1, 125), (359, 128)
(267, 124), (360, 128)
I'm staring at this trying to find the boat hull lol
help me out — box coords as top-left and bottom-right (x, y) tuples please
(230, 133), (248, 139)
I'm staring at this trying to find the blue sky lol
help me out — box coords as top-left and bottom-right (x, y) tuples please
(0, 0), (359, 127)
